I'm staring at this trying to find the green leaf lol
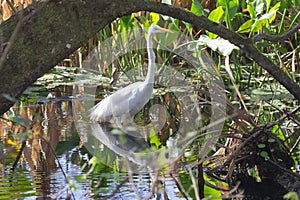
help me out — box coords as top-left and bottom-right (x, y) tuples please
(268, 138), (276, 143)
(182, 21), (193, 35)
(268, 2), (281, 23)
(238, 0), (279, 34)
(179, 172), (196, 199)
(260, 151), (269, 159)
(272, 124), (285, 140)
(237, 19), (254, 33)
(241, 9), (275, 34)
(74, 174), (87, 182)
(150, 12), (160, 25)
(207, 6), (224, 38)
(208, 6), (224, 22)
(266, 0), (271, 11)
(204, 184), (222, 199)
(149, 129), (162, 149)
(247, 4), (256, 19)
(119, 15), (134, 31)
(257, 143), (266, 148)
(218, 0), (239, 20)
(251, 18), (268, 32)
(228, 0), (239, 17)
(89, 156), (98, 166)
(13, 131), (29, 141)
(283, 192), (299, 200)
(191, 0), (204, 16)
(159, 29), (179, 47)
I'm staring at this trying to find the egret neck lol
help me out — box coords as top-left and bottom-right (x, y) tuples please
(145, 32), (156, 84)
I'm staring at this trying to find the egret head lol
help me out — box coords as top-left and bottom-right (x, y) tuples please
(148, 25), (173, 34)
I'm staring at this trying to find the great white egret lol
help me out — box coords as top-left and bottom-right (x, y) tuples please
(89, 25), (172, 125)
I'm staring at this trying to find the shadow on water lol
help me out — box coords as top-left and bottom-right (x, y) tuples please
(0, 86), (193, 200)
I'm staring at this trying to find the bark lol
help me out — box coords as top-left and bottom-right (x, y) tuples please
(0, 0), (299, 115)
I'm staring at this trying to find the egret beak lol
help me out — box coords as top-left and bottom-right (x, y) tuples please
(158, 27), (173, 33)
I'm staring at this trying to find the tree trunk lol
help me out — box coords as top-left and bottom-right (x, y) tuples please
(0, 0), (299, 115)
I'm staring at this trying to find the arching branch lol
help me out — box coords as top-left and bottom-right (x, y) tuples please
(0, 0), (299, 115)
(252, 22), (300, 43)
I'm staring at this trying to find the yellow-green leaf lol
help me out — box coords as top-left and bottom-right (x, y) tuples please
(237, 19), (254, 33)
(150, 12), (160, 25)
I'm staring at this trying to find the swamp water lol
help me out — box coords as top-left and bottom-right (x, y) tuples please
(1, 64), (295, 199)
(0, 90), (196, 200)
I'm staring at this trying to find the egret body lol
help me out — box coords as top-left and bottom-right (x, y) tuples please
(89, 25), (172, 124)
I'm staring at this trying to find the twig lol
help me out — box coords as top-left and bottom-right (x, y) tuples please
(5, 0), (18, 14)
(0, 139), (25, 161)
(223, 106), (300, 178)
(10, 140), (26, 171)
(224, 128), (261, 167)
(38, 135), (76, 200)
(188, 166), (200, 200)
(170, 172), (189, 200)
(198, 161), (204, 199)
(267, 158), (300, 179)
(252, 22), (300, 43)
(290, 128), (300, 153)
(220, 182), (244, 199)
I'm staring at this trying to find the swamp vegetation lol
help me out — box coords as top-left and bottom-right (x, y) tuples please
(0, 0), (300, 199)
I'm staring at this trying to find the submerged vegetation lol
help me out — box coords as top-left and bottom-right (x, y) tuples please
(0, 0), (300, 199)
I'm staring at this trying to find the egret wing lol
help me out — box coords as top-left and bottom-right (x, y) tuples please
(127, 82), (153, 116)
(89, 82), (144, 122)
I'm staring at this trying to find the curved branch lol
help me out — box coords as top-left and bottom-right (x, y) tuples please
(252, 22), (300, 42)
(0, 0), (299, 115)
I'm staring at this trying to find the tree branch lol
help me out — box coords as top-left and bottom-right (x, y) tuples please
(252, 22), (300, 43)
(0, 0), (299, 115)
